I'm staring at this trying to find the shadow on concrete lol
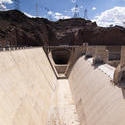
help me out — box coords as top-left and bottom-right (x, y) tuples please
(121, 88), (125, 99)
(84, 55), (92, 60)
(91, 63), (103, 69)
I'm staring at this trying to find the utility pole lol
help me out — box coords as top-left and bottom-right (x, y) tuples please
(73, 4), (79, 18)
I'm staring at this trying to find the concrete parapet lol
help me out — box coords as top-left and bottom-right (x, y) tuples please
(93, 46), (107, 64)
(3, 48), (5, 51)
(12, 47), (15, 50)
(85, 46), (96, 58)
(5, 47), (9, 51)
(106, 46), (121, 67)
(113, 46), (125, 87)
(92, 46), (121, 67)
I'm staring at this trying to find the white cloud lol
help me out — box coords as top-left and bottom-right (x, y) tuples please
(93, 6), (125, 27)
(54, 12), (71, 20)
(25, 11), (71, 20)
(48, 11), (53, 15)
(0, 0), (12, 4)
(0, 3), (6, 10)
(92, 7), (96, 11)
(24, 12), (36, 18)
(46, 9), (71, 20)
(71, 0), (76, 3)
(0, 0), (13, 10)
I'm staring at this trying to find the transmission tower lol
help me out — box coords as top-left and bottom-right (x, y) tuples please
(73, 4), (79, 18)
(13, 0), (20, 10)
(44, 7), (52, 20)
(84, 9), (88, 19)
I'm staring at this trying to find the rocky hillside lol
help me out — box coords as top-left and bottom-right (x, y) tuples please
(0, 10), (125, 47)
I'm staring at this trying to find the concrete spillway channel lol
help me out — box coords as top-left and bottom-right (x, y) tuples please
(48, 80), (80, 125)
(0, 47), (125, 125)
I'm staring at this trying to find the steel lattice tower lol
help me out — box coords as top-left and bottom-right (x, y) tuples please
(73, 4), (79, 18)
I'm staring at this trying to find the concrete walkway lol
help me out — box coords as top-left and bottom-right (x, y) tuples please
(56, 80), (80, 125)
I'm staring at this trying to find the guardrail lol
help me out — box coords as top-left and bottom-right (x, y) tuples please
(0, 46), (41, 52)
(0, 45), (82, 52)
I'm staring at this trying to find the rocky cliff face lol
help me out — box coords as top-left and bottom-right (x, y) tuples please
(0, 10), (125, 47)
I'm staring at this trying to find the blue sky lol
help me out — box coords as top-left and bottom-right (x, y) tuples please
(1, 0), (125, 27)
(4, 0), (125, 19)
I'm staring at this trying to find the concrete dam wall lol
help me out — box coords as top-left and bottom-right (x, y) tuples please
(0, 48), (58, 125)
(69, 56), (125, 125)
(0, 47), (125, 125)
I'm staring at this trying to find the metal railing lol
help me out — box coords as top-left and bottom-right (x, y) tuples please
(0, 46), (41, 52)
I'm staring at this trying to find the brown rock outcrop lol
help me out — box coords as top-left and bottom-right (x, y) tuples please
(0, 10), (125, 46)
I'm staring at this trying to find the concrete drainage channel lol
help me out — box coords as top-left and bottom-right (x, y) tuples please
(48, 80), (80, 125)
(44, 47), (81, 124)
(55, 80), (80, 125)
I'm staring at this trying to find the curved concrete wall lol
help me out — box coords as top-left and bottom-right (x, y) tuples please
(0, 48), (58, 125)
(68, 56), (125, 125)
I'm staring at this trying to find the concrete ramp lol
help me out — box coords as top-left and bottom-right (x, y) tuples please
(69, 56), (125, 125)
